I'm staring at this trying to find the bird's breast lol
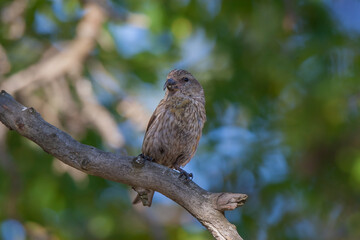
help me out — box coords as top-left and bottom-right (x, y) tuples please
(142, 96), (205, 167)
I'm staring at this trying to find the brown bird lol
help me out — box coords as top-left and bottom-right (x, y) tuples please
(133, 69), (206, 206)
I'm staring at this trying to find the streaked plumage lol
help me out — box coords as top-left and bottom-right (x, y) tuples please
(133, 69), (206, 206)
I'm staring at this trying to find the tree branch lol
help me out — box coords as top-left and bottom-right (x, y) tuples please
(0, 90), (248, 240)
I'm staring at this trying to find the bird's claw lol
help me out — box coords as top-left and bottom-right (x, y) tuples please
(139, 153), (154, 162)
(177, 168), (193, 181)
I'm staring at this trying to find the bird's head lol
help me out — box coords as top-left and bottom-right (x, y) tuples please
(163, 69), (204, 102)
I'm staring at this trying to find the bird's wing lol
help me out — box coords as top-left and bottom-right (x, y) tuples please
(144, 99), (165, 136)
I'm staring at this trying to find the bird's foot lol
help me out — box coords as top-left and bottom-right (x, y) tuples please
(139, 153), (154, 162)
(175, 166), (193, 181)
(133, 154), (154, 168)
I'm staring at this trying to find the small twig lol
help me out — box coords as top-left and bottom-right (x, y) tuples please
(215, 193), (248, 212)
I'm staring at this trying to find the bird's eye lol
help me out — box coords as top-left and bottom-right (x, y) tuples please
(183, 77), (189, 82)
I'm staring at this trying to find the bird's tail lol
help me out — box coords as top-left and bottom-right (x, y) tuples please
(132, 187), (155, 207)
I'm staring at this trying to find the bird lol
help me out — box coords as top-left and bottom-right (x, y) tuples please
(133, 69), (206, 207)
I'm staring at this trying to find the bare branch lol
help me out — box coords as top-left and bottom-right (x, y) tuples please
(75, 78), (125, 148)
(1, 0), (27, 40)
(0, 44), (11, 75)
(0, 90), (247, 240)
(1, 3), (105, 93)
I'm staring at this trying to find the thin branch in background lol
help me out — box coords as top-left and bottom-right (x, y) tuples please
(0, 0), (27, 40)
(43, 77), (86, 135)
(0, 125), (23, 219)
(0, 45), (11, 76)
(87, 61), (152, 132)
(1, 3), (106, 93)
(117, 98), (152, 131)
(0, 2), (125, 149)
(75, 78), (125, 148)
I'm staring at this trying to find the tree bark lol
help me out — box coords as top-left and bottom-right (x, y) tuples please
(0, 90), (247, 240)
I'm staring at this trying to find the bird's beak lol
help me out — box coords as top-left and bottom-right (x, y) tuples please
(163, 78), (177, 91)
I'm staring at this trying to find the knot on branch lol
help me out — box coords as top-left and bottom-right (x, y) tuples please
(80, 156), (91, 170)
(215, 193), (248, 212)
(132, 186), (153, 207)
(27, 107), (35, 114)
(15, 117), (25, 130)
(132, 154), (145, 168)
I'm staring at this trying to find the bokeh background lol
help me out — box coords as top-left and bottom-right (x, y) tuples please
(1, 0), (360, 239)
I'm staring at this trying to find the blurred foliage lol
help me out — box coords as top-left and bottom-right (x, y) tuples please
(1, 0), (360, 239)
